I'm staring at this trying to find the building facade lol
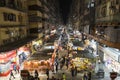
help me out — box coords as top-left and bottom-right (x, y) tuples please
(94, 0), (120, 49)
(79, 0), (95, 34)
(28, 0), (43, 38)
(28, 0), (60, 38)
(0, 0), (33, 52)
(68, 0), (80, 30)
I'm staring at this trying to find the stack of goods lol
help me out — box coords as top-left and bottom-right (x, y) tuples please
(23, 60), (51, 74)
(72, 57), (92, 71)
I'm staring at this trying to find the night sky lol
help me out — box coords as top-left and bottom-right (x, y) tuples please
(59, 0), (72, 24)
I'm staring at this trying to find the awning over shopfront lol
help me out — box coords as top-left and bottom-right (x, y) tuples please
(27, 51), (51, 61)
(0, 36), (37, 52)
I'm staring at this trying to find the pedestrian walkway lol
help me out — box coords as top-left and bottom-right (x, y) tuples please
(1, 48), (120, 80)
(37, 49), (84, 80)
(37, 66), (84, 80)
(0, 71), (21, 80)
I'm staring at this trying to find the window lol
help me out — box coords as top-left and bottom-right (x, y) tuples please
(13, 14), (16, 21)
(18, 15), (22, 22)
(0, 0), (6, 7)
(5, 31), (10, 34)
(30, 28), (39, 33)
(8, 14), (13, 21)
(8, 0), (17, 8)
(119, 5), (120, 12)
(116, 0), (119, 5)
(98, 0), (101, 5)
(17, 1), (22, 9)
(8, 13), (16, 21)
(101, 6), (106, 17)
(96, 7), (100, 18)
(3, 13), (8, 21)
(3, 13), (16, 21)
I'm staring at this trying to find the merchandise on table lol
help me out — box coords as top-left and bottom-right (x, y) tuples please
(23, 60), (51, 74)
(71, 57), (93, 71)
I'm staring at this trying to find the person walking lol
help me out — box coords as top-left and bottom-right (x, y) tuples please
(55, 61), (59, 72)
(83, 72), (88, 80)
(71, 66), (75, 77)
(51, 76), (56, 80)
(53, 62), (57, 74)
(13, 64), (17, 74)
(62, 73), (66, 80)
(34, 70), (39, 80)
(34, 70), (39, 77)
(65, 56), (69, 69)
(9, 70), (15, 80)
(46, 68), (49, 79)
(16, 65), (20, 73)
(88, 71), (91, 80)
(60, 57), (65, 70)
(74, 67), (77, 76)
(55, 56), (59, 72)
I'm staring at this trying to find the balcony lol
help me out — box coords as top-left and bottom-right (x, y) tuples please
(0, 0), (26, 12)
(29, 16), (42, 22)
(40, 0), (48, 7)
(0, 24), (27, 28)
(28, 5), (44, 13)
(29, 27), (43, 34)
(0, 36), (37, 52)
(96, 13), (120, 23)
(85, 34), (120, 49)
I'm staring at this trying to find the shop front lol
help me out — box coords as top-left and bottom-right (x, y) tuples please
(23, 60), (51, 75)
(0, 50), (16, 76)
(103, 48), (120, 74)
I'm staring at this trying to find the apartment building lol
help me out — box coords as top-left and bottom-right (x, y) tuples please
(0, 0), (34, 52)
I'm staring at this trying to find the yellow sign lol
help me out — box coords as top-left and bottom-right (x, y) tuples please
(78, 47), (84, 50)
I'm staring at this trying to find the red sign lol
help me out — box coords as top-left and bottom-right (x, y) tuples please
(0, 50), (16, 63)
(0, 70), (11, 77)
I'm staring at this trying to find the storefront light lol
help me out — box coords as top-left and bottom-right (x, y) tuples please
(34, 62), (38, 64)
(0, 60), (4, 63)
(95, 30), (98, 34)
(4, 54), (7, 57)
(27, 61), (31, 65)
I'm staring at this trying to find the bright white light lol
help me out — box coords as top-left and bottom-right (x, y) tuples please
(91, 3), (94, 7)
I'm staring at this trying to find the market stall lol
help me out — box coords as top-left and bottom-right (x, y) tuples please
(23, 60), (51, 75)
(70, 57), (94, 71)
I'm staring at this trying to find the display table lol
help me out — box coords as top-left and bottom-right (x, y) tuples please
(72, 57), (93, 71)
(23, 60), (51, 75)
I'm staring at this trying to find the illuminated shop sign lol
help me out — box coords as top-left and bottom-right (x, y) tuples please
(104, 48), (120, 62)
(104, 54), (120, 73)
